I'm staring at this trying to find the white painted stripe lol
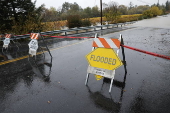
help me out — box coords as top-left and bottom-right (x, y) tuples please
(31, 33), (40, 39)
(31, 33), (34, 39)
(94, 38), (104, 48)
(106, 39), (118, 49)
(36, 34), (40, 39)
(8, 34), (11, 38)
(35, 34), (38, 39)
(32, 34), (36, 39)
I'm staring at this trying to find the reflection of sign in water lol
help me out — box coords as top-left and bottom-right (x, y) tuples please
(3, 38), (10, 48)
(87, 86), (121, 112)
(28, 39), (38, 56)
(95, 75), (103, 80)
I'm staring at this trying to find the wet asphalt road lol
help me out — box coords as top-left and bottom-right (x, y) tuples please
(0, 15), (170, 113)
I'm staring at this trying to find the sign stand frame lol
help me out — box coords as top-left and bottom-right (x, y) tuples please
(2, 34), (22, 54)
(2, 34), (11, 53)
(85, 33), (126, 93)
(28, 33), (53, 77)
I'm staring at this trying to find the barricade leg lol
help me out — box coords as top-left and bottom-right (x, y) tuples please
(85, 73), (90, 85)
(40, 34), (53, 58)
(109, 70), (115, 93)
(120, 34), (127, 74)
(109, 78), (114, 93)
(11, 40), (19, 52)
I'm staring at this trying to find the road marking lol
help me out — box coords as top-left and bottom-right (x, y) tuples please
(0, 39), (92, 66)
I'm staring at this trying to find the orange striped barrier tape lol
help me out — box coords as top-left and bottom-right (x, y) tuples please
(30, 33), (39, 40)
(92, 38), (121, 49)
(5, 34), (12, 38)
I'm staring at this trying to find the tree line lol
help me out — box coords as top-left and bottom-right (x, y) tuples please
(42, 1), (170, 22)
(0, 0), (170, 34)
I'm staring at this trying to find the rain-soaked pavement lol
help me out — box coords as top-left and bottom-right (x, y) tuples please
(0, 14), (170, 113)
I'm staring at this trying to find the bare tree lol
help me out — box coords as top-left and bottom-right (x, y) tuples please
(103, 1), (121, 24)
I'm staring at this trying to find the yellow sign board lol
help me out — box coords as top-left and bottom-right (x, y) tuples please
(86, 48), (122, 70)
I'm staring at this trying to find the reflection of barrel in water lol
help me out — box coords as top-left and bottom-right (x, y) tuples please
(0, 54), (8, 61)
(87, 86), (121, 112)
(28, 53), (52, 83)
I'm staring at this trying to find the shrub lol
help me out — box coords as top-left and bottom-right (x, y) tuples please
(89, 17), (106, 26)
(143, 6), (163, 18)
(150, 6), (162, 17)
(143, 10), (153, 18)
(138, 15), (143, 20)
(81, 19), (91, 27)
(67, 15), (82, 28)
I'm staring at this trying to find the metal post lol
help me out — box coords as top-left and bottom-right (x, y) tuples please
(85, 73), (90, 85)
(100, 0), (102, 29)
(40, 34), (53, 58)
(109, 70), (115, 93)
(120, 34), (127, 74)
(109, 78), (114, 93)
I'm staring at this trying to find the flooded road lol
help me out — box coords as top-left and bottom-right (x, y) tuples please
(132, 14), (170, 28)
(0, 14), (170, 113)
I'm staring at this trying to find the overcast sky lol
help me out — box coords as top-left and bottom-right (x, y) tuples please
(32, 0), (167, 9)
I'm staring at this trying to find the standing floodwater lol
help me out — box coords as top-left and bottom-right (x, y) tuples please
(132, 14), (170, 28)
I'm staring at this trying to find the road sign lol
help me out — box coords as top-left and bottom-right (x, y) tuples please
(3, 38), (10, 48)
(28, 33), (40, 56)
(28, 39), (38, 56)
(86, 48), (122, 70)
(87, 66), (116, 78)
(3, 34), (11, 48)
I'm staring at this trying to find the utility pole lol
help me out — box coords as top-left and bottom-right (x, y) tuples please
(157, 0), (159, 6)
(100, 0), (102, 26)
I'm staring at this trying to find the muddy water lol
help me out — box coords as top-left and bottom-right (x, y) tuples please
(132, 14), (170, 28)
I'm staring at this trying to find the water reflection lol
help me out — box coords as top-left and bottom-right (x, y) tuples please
(129, 95), (147, 113)
(87, 86), (121, 113)
(0, 41), (27, 59)
(28, 53), (52, 83)
(42, 37), (85, 49)
(1, 36), (22, 55)
(0, 54), (8, 61)
(86, 72), (127, 112)
(0, 67), (35, 112)
(0, 37), (85, 60)
(22, 73), (34, 87)
(0, 53), (53, 112)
